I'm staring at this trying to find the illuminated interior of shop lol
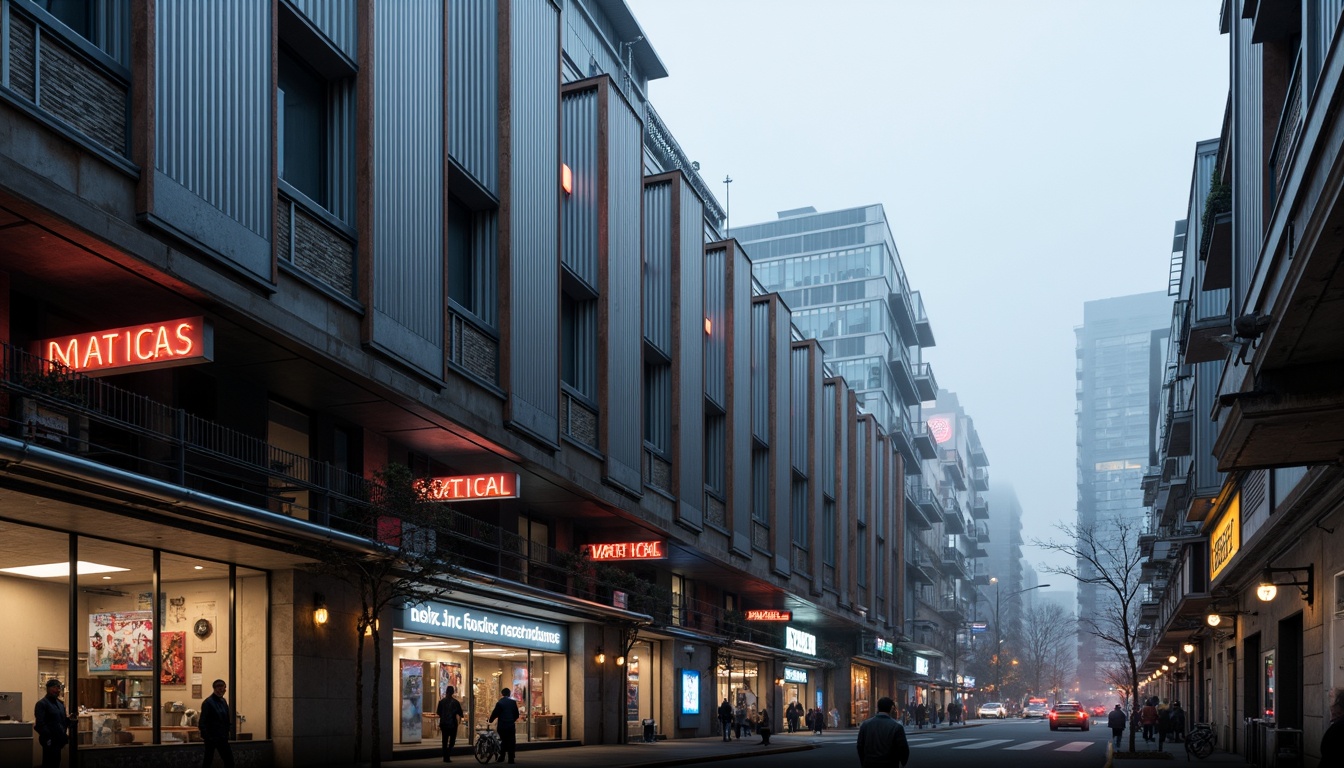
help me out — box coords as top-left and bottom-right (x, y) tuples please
(392, 632), (567, 747)
(0, 522), (268, 752)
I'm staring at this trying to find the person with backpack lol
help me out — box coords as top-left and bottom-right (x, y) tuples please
(1169, 701), (1187, 743)
(1156, 699), (1172, 750)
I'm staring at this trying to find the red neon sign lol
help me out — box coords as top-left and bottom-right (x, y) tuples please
(34, 317), (212, 376)
(583, 541), (666, 561)
(421, 473), (520, 502)
(744, 609), (793, 622)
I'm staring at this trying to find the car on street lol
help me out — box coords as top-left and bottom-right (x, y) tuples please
(978, 702), (1007, 719)
(1091, 704), (1108, 717)
(1048, 701), (1090, 731)
(1023, 702), (1050, 719)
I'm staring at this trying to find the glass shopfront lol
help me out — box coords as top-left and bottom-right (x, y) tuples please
(623, 639), (660, 741)
(850, 663), (872, 726)
(716, 657), (763, 733)
(395, 601), (569, 748)
(0, 521), (269, 758)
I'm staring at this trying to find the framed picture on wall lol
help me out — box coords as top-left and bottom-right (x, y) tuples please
(439, 662), (462, 700)
(401, 660), (424, 743)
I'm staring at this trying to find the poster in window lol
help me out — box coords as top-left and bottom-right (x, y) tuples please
(680, 668), (700, 715)
(438, 662), (463, 701)
(160, 631), (187, 685)
(511, 665), (528, 707)
(88, 611), (153, 672)
(626, 658), (640, 721)
(401, 660), (424, 742)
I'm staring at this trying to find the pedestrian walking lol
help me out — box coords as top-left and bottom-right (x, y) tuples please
(734, 703), (747, 739)
(856, 696), (910, 768)
(1169, 701), (1186, 743)
(488, 688), (520, 764)
(1108, 704), (1127, 751)
(199, 679), (235, 768)
(915, 701), (927, 729)
(756, 707), (772, 745)
(786, 700), (801, 733)
(718, 698), (734, 741)
(33, 679), (70, 768)
(1322, 689), (1344, 762)
(436, 685), (464, 762)
(1139, 698), (1158, 743)
(1156, 699), (1172, 750)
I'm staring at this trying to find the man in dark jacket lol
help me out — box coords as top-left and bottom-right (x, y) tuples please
(436, 685), (465, 761)
(34, 679), (70, 768)
(1107, 704), (1127, 750)
(489, 688), (520, 764)
(1322, 689), (1344, 763)
(857, 696), (909, 768)
(199, 679), (234, 767)
(718, 698), (734, 741)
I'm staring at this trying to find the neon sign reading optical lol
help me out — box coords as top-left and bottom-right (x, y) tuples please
(34, 317), (212, 375)
(421, 473), (520, 501)
(583, 541), (666, 561)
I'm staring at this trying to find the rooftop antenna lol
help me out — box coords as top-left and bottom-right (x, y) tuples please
(723, 174), (733, 234)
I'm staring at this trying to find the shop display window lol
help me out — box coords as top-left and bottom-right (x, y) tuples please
(623, 640), (657, 741)
(392, 632), (568, 749)
(716, 658), (762, 730)
(0, 525), (72, 745)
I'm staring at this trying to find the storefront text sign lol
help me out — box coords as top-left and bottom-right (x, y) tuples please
(583, 540), (666, 561)
(421, 473), (520, 501)
(744, 609), (792, 621)
(401, 602), (566, 652)
(914, 656), (930, 676)
(874, 637), (893, 654)
(1209, 492), (1241, 581)
(785, 626), (816, 656)
(35, 317), (212, 375)
(784, 666), (808, 684)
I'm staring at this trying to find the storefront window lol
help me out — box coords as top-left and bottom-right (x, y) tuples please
(851, 664), (871, 726)
(394, 601), (569, 749)
(77, 537), (153, 746)
(623, 640), (657, 740)
(716, 657), (762, 728)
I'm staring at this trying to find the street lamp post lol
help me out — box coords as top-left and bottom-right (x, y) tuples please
(991, 578), (1050, 701)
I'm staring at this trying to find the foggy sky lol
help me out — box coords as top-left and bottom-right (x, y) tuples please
(626, 0), (1228, 575)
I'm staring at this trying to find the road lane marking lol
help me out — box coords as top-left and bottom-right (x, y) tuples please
(911, 738), (978, 747)
(952, 739), (1013, 749)
(1005, 740), (1053, 750)
(1055, 741), (1095, 751)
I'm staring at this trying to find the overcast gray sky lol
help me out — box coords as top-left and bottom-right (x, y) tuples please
(626, 0), (1229, 575)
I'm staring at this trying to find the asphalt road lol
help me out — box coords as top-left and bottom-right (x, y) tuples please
(702, 717), (1114, 768)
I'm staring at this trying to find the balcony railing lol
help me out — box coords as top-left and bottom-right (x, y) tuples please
(1268, 53), (1303, 207)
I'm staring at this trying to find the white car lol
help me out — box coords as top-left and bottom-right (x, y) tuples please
(978, 702), (1007, 719)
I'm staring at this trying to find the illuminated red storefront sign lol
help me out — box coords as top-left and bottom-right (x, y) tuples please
(583, 541), (666, 561)
(421, 473), (520, 501)
(34, 317), (213, 375)
(744, 609), (793, 622)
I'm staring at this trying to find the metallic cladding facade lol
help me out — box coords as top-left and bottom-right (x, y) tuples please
(765, 296), (794, 575)
(673, 176), (706, 530)
(504, 0), (562, 445)
(790, 344), (812, 473)
(154, 0), (271, 278)
(449, 0), (499, 194)
(726, 242), (754, 556)
(1230, 10), (1264, 312)
(642, 179), (673, 354)
(702, 246), (726, 408)
(561, 83), (600, 284)
(290, 0), (357, 58)
(600, 78), (645, 496)
(751, 299), (771, 443)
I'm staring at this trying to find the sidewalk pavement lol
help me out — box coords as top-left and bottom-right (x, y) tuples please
(1109, 737), (1245, 768)
(387, 721), (986, 768)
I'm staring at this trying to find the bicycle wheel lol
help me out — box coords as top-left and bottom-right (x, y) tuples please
(475, 736), (495, 765)
(1192, 736), (1214, 759)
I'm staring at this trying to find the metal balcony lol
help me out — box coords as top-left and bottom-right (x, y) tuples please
(889, 347), (920, 407)
(970, 466), (989, 492)
(940, 496), (966, 534)
(937, 596), (967, 620)
(892, 410), (920, 473)
(968, 434), (988, 467)
(941, 449), (967, 491)
(912, 362), (938, 402)
(905, 488), (933, 531)
(912, 420), (938, 460)
(968, 495), (988, 519)
(889, 286), (918, 342)
(911, 290), (935, 347)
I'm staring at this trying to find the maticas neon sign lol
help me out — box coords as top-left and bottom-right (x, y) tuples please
(744, 609), (792, 622)
(34, 316), (213, 375)
(582, 541), (666, 561)
(421, 473), (520, 501)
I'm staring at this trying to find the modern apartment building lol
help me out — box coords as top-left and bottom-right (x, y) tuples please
(0, 1), (923, 765)
(1138, 5), (1344, 765)
(733, 207), (990, 712)
(1073, 291), (1171, 696)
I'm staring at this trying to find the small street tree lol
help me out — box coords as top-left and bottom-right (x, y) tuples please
(306, 463), (458, 767)
(1034, 517), (1146, 752)
(1019, 602), (1074, 699)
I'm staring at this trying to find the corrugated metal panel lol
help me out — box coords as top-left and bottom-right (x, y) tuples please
(1317, 2), (1344, 74)
(327, 79), (356, 224)
(1192, 359), (1224, 495)
(643, 180), (672, 354)
(704, 247), (726, 407)
(603, 86), (644, 495)
(676, 180), (705, 527)
(97, 0), (131, 65)
(507, 0), (561, 443)
(474, 210), (500, 326)
(822, 382), (836, 497)
(855, 419), (867, 524)
(372, 0), (443, 363)
(751, 300), (770, 442)
(561, 87), (599, 284)
(728, 245), (754, 554)
(450, 0), (498, 193)
(645, 362), (670, 452)
(791, 346), (810, 472)
(156, 0), (271, 238)
(289, 0), (357, 59)
(561, 6), (620, 89)
(1233, 13), (1264, 311)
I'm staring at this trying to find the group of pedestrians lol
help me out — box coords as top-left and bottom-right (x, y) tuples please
(1106, 697), (1188, 751)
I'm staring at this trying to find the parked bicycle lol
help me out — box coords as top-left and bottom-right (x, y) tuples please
(475, 727), (502, 765)
(1186, 721), (1217, 759)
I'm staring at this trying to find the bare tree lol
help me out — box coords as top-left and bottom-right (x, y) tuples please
(1045, 641), (1077, 701)
(1019, 602), (1074, 698)
(306, 463), (459, 767)
(1034, 517), (1146, 752)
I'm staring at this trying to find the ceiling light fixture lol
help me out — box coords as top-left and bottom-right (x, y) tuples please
(0, 561), (128, 578)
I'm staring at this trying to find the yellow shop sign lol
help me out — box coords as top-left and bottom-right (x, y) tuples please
(1209, 493), (1241, 582)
